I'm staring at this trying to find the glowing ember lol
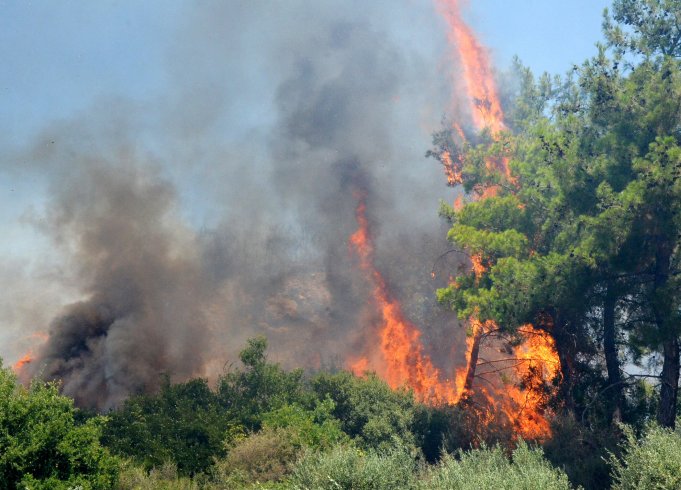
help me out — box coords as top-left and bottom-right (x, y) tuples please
(348, 190), (463, 404)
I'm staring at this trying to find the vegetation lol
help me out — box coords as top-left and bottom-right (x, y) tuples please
(4, 335), (680, 489)
(436, 0), (681, 435)
(4, 2), (681, 489)
(609, 424), (681, 490)
(0, 361), (118, 490)
(422, 442), (573, 490)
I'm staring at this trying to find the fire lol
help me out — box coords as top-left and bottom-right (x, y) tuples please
(435, 0), (505, 133)
(441, 150), (462, 186)
(13, 353), (33, 372)
(470, 254), (486, 280)
(507, 325), (560, 439)
(12, 332), (48, 379)
(348, 190), (464, 404)
(432, 0), (560, 440)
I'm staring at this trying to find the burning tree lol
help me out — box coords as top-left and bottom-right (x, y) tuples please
(435, 0), (681, 431)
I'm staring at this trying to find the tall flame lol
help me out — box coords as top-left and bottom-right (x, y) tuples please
(436, 0), (505, 134)
(348, 190), (464, 404)
(433, 0), (560, 440)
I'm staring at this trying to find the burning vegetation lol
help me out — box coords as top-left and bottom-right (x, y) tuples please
(8, 0), (560, 442)
(6, 3), (681, 488)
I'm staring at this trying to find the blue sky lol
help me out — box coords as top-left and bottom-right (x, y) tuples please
(1, 1), (610, 145)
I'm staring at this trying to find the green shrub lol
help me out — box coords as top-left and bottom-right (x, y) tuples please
(422, 441), (574, 490)
(609, 424), (681, 489)
(542, 414), (616, 490)
(217, 337), (308, 431)
(0, 362), (119, 490)
(261, 398), (348, 451)
(212, 427), (301, 486)
(116, 461), (200, 490)
(103, 377), (228, 476)
(289, 445), (419, 490)
(311, 371), (417, 451)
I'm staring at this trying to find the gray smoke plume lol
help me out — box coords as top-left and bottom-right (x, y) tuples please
(4, 0), (470, 409)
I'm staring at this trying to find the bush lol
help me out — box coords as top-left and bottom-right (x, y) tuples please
(212, 427), (300, 486)
(311, 371), (417, 451)
(290, 445), (419, 490)
(103, 377), (228, 476)
(422, 441), (574, 490)
(261, 398), (349, 451)
(542, 414), (616, 490)
(0, 362), (119, 489)
(609, 424), (681, 490)
(217, 337), (307, 431)
(116, 461), (200, 490)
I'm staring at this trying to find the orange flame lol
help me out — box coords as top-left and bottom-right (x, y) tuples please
(508, 325), (560, 439)
(433, 0), (559, 440)
(477, 325), (560, 440)
(436, 0), (513, 184)
(348, 191), (464, 404)
(12, 353), (33, 372)
(441, 150), (461, 186)
(436, 0), (505, 134)
(12, 332), (48, 380)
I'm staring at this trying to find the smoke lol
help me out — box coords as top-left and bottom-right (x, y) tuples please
(3, 0), (469, 409)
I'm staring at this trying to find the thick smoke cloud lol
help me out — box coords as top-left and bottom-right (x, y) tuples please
(6, 0), (468, 409)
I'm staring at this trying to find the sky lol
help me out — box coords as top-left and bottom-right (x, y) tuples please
(0, 0), (613, 253)
(1, 1), (610, 145)
(0, 1), (614, 374)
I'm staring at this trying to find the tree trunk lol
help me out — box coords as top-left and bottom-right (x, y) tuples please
(657, 337), (680, 428)
(653, 239), (679, 428)
(603, 288), (624, 422)
(462, 328), (483, 396)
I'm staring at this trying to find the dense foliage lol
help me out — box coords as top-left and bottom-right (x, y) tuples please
(609, 424), (681, 489)
(0, 362), (118, 490)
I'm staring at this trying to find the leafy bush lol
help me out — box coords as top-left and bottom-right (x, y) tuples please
(212, 426), (300, 486)
(0, 362), (119, 490)
(289, 445), (420, 490)
(116, 461), (200, 490)
(103, 377), (228, 476)
(261, 398), (349, 451)
(542, 414), (616, 490)
(213, 399), (347, 487)
(609, 424), (681, 489)
(422, 441), (574, 490)
(311, 371), (417, 451)
(217, 337), (307, 431)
